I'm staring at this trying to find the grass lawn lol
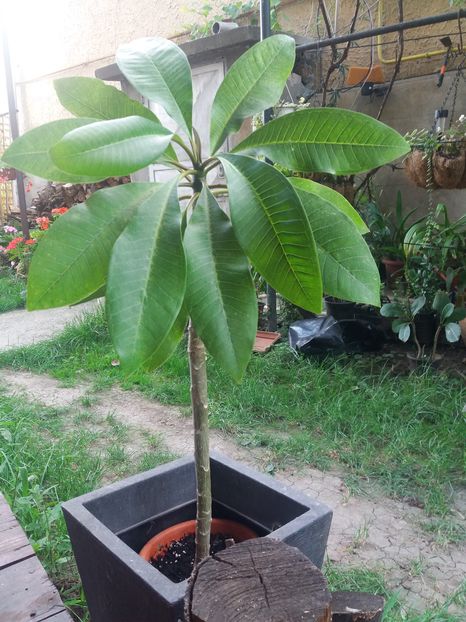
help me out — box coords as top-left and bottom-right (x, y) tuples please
(0, 269), (26, 312)
(0, 385), (175, 620)
(0, 307), (464, 520)
(0, 308), (464, 620)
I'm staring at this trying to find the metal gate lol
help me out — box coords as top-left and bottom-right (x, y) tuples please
(0, 113), (14, 224)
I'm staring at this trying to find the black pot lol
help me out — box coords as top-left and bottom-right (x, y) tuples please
(413, 312), (436, 347)
(325, 297), (380, 323)
(62, 452), (332, 622)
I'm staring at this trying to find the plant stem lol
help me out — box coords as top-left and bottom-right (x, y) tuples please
(172, 134), (196, 164)
(431, 325), (442, 360)
(411, 321), (423, 360)
(188, 321), (211, 565)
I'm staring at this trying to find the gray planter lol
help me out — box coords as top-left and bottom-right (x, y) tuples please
(62, 452), (332, 622)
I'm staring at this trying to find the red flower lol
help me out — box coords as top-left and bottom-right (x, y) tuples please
(25, 239), (36, 245)
(51, 207), (68, 215)
(6, 236), (24, 250)
(36, 216), (50, 230)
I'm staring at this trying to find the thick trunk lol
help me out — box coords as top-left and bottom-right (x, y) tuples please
(188, 321), (212, 565)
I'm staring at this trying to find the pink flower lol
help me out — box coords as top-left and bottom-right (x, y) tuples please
(3, 225), (17, 233)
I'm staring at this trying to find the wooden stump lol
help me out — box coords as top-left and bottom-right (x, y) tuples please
(185, 538), (331, 621)
(331, 592), (384, 622)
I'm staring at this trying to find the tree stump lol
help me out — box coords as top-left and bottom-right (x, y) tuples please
(330, 592), (384, 622)
(185, 538), (331, 621)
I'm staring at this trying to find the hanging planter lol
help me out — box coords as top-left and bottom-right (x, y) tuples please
(404, 150), (438, 189)
(433, 150), (465, 188)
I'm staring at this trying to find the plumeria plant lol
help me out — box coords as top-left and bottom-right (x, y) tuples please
(3, 34), (408, 563)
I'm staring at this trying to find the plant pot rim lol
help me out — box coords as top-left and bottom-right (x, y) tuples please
(139, 518), (257, 562)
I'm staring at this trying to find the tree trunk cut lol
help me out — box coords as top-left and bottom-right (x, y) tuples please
(331, 591), (384, 622)
(186, 538), (331, 622)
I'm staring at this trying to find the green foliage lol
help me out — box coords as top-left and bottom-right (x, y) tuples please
(3, 34), (406, 378)
(186, 1), (281, 40)
(210, 34), (295, 152)
(234, 109), (409, 174)
(0, 270), (26, 312)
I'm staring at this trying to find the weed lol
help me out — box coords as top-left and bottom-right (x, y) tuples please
(0, 269), (26, 313)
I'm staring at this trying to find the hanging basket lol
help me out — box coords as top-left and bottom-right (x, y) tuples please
(404, 150), (438, 189)
(433, 150), (466, 188)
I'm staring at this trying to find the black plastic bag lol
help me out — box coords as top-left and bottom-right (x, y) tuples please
(288, 316), (385, 356)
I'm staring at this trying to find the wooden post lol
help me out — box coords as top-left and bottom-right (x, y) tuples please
(186, 538), (332, 621)
(331, 592), (384, 622)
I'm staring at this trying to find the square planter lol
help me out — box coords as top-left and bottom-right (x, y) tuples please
(62, 452), (332, 622)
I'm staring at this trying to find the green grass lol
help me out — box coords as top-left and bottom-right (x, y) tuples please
(0, 383), (175, 620)
(1, 308), (463, 517)
(325, 562), (466, 622)
(0, 269), (26, 312)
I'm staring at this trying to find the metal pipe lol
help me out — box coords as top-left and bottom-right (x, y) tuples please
(377, 1), (459, 65)
(1, 28), (29, 238)
(260, 0), (278, 332)
(296, 9), (466, 53)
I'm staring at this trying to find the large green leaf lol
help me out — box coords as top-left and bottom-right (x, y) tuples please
(1, 119), (102, 182)
(210, 35), (295, 153)
(54, 77), (178, 162)
(220, 154), (322, 312)
(107, 178), (186, 370)
(116, 37), (192, 135)
(184, 187), (257, 381)
(54, 77), (159, 122)
(233, 109), (410, 174)
(290, 178), (368, 233)
(27, 183), (158, 310)
(290, 178), (380, 306)
(50, 116), (172, 180)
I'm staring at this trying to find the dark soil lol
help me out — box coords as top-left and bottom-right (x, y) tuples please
(150, 532), (231, 583)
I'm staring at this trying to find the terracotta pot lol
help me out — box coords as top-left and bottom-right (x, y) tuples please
(433, 151), (465, 188)
(381, 257), (404, 287)
(139, 518), (257, 562)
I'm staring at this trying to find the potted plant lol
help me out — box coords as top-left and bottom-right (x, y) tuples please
(381, 292), (466, 370)
(3, 34), (408, 621)
(358, 191), (416, 287)
(405, 117), (466, 189)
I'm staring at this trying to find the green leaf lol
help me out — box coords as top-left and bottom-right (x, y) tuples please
(450, 307), (466, 322)
(233, 108), (410, 174)
(289, 178), (368, 233)
(27, 183), (158, 310)
(440, 302), (454, 323)
(107, 178), (186, 370)
(210, 34), (295, 153)
(289, 179), (379, 305)
(50, 116), (172, 180)
(410, 295), (426, 317)
(55, 77), (180, 163)
(381, 303), (404, 318)
(54, 77), (159, 122)
(398, 323), (411, 342)
(1, 119), (102, 182)
(220, 154), (322, 312)
(184, 188), (257, 381)
(444, 322), (461, 343)
(116, 37), (193, 135)
(432, 291), (450, 314)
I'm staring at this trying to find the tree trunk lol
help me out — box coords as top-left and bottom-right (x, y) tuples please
(188, 321), (212, 565)
(186, 538), (331, 621)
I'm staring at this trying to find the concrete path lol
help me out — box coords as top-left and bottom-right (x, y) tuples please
(0, 301), (100, 351)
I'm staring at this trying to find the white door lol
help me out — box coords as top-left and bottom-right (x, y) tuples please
(149, 61), (227, 190)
